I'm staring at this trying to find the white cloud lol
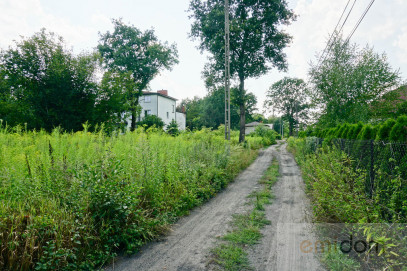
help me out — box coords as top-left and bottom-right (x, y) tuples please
(394, 27), (407, 63)
(0, 0), (42, 46)
(0, 0), (99, 53)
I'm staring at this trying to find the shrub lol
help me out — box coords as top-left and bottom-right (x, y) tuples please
(376, 118), (396, 141)
(357, 124), (376, 140)
(250, 125), (277, 146)
(166, 119), (179, 136)
(389, 115), (407, 142)
(137, 115), (165, 129)
(351, 122), (364, 139)
(340, 123), (350, 138)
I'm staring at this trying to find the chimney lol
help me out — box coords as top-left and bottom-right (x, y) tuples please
(157, 89), (168, 96)
(182, 106), (186, 113)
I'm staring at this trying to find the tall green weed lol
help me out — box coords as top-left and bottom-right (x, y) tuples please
(0, 126), (271, 270)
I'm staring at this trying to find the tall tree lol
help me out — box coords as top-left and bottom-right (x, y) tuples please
(265, 77), (310, 136)
(0, 29), (99, 131)
(189, 0), (295, 142)
(98, 19), (178, 131)
(178, 86), (257, 130)
(309, 34), (401, 126)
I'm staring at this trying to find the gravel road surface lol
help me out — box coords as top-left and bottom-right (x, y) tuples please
(248, 143), (324, 271)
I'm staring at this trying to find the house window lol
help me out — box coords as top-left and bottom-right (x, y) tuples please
(167, 112), (169, 119)
(172, 105), (175, 113)
(145, 110), (151, 116)
(144, 96), (151, 103)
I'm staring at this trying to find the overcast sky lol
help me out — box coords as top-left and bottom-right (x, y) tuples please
(1, 0), (406, 116)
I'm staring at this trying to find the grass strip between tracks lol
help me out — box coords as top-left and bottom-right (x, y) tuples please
(210, 156), (280, 270)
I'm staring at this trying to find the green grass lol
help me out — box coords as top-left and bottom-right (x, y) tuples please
(212, 244), (251, 271)
(0, 125), (274, 270)
(211, 158), (280, 270)
(321, 246), (361, 271)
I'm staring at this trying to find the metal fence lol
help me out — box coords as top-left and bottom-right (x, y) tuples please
(305, 137), (407, 198)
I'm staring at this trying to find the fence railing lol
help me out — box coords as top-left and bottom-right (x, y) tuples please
(303, 137), (407, 198)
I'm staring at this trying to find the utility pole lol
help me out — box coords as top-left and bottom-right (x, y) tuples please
(224, 0), (231, 140)
(296, 101), (298, 137)
(280, 117), (283, 139)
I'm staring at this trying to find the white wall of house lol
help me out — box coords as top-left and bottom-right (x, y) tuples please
(156, 95), (176, 128)
(126, 91), (185, 130)
(176, 112), (186, 131)
(139, 94), (158, 118)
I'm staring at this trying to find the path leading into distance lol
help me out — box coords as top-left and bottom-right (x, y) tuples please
(106, 142), (323, 271)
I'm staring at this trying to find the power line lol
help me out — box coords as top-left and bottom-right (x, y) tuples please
(317, 0), (357, 68)
(338, 0), (357, 34)
(315, 0), (377, 74)
(344, 0), (376, 44)
(317, 0), (352, 67)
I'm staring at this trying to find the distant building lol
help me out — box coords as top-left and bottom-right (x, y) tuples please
(127, 90), (186, 130)
(245, 122), (273, 135)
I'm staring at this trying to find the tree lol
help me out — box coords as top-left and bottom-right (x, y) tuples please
(98, 19), (178, 131)
(189, 0), (295, 142)
(0, 29), (99, 131)
(309, 34), (401, 127)
(178, 86), (257, 130)
(94, 70), (136, 132)
(166, 119), (180, 136)
(265, 78), (310, 136)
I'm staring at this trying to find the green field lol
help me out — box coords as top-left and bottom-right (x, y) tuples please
(0, 125), (274, 270)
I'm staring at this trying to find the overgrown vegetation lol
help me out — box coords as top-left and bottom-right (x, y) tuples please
(300, 115), (407, 142)
(211, 158), (279, 270)
(0, 125), (274, 270)
(309, 33), (401, 127)
(287, 137), (407, 270)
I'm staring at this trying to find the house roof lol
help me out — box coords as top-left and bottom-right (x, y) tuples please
(142, 91), (177, 101)
(245, 121), (261, 127)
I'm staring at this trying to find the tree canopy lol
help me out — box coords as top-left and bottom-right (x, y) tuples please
(265, 77), (310, 136)
(309, 34), (401, 127)
(0, 29), (99, 131)
(178, 86), (257, 130)
(189, 0), (295, 142)
(98, 19), (178, 130)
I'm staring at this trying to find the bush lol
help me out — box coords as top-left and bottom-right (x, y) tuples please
(357, 124), (377, 140)
(166, 119), (179, 136)
(376, 118), (396, 141)
(389, 115), (407, 142)
(137, 115), (165, 129)
(250, 125), (277, 146)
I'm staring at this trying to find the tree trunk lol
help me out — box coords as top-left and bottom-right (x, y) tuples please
(289, 119), (294, 137)
(130, 109), (136, 131)
(130, 95), (140, 132)
(239, 77), (246, 143)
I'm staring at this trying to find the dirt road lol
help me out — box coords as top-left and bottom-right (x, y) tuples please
(107, 143), (323, 271)
(107, 145), (276, 271)
(248, 143), (324, 270)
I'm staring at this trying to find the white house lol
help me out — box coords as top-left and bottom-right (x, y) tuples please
(127, 90), (186, 130)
